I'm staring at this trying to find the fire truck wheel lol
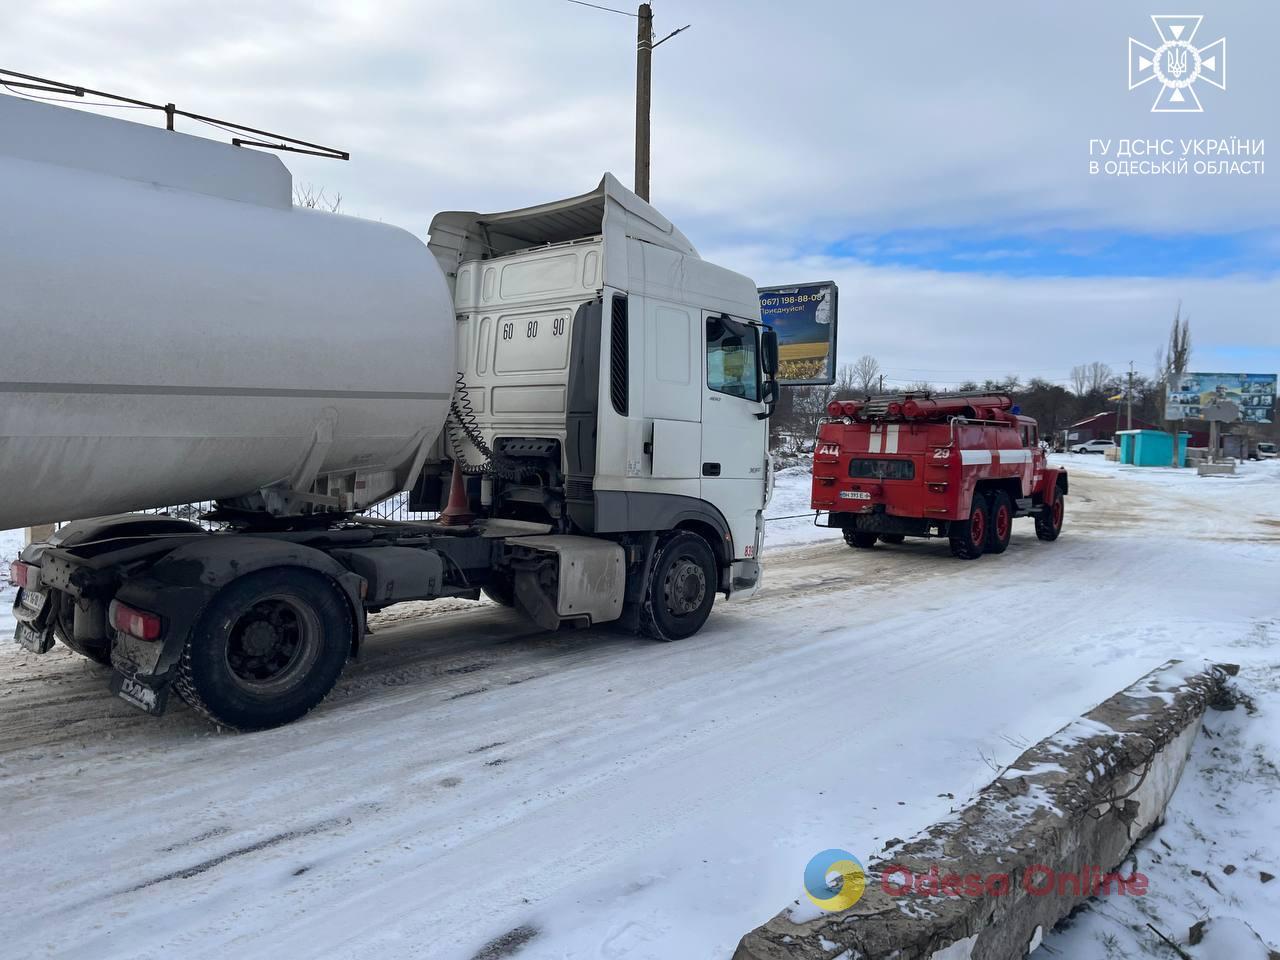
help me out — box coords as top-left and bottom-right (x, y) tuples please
(1035, 484), (1066, 541)
(844, 530), (880, 549)
(878, 534), (906, 545)
(986, 491), (1013, 555)
(949, 498), (989, 560)
(639, 531), (718, 641)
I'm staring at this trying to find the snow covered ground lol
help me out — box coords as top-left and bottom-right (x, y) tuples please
(1, 458), (1278, 959)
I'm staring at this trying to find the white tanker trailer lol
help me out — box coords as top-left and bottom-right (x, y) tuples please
(2, 94), (781, 729)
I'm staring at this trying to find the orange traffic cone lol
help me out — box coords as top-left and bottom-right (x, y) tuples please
(438, 460), (475, 526)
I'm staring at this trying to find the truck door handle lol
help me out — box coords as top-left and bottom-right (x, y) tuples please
(702, 462), (721, 477)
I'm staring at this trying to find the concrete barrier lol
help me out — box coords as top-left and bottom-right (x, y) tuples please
(734, 660), (1230, 960)
(1196, 462), (1236, 477)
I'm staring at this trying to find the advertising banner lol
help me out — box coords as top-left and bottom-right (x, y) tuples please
(1166, 372), (1276, 423)
(758, 282), (838, 386)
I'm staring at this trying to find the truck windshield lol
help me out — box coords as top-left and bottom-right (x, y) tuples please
(706, 315), (760, 401)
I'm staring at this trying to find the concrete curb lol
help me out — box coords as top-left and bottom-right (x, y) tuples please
(734, 660), (1231, 960)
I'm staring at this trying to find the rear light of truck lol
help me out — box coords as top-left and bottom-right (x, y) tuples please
(9, 560), (39, 591)
(109, 600), (163, 641)
(9, 560), (30, 591)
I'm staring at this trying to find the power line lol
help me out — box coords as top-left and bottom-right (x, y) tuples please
(562, 0), (636, 15)
(3, 82), (148, 108)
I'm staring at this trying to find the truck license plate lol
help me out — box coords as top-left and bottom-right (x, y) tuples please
(17, 587), (48, 617)
(840, 490), (871, 500)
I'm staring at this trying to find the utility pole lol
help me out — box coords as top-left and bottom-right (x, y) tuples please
(634, 2), (653, 201)
(878, 373), (885, 393)
(1126, 360), (1135, 431)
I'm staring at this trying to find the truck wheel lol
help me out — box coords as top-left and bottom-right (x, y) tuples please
(949, 498), (989, 560)
(986, 491), (1013, 555)
(173, 568), (352, 730)
(639, 531), (718, 641)
(844, 530), (879, 549)
(1035, 484), (1066, 541)
(878, 534), (906, 545)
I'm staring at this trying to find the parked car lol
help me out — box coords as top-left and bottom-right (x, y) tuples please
(1257, 442), (1277, 460)
(1070, 438), (1116, 455)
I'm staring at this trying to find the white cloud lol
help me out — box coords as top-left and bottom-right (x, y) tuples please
(711, 245), (1280, 382)
(4, 1), (1276, 380)
(6, 1), (1277, 241)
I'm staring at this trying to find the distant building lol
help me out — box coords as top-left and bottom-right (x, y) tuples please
(1066, 411), (1209, 447)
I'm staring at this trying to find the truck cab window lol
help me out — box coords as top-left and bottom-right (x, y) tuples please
(706, 315), (760, 401)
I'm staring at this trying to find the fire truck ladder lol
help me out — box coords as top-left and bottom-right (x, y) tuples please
(857, 390), (1005, 419)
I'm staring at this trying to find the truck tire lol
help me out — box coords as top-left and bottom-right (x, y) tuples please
(173, 568), (352, 730)
(1035, 483), (1066, 541)
(844, 530), (879, 549)
(985, 490), (1013, 555)
(639, 531), (718, 641)
(878, 534), (906, 545)
(949, 498), (989, 560)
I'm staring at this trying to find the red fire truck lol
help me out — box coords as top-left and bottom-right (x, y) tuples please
(810, 392), (1067, 559)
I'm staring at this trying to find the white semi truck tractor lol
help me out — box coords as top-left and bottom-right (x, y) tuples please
(0, 95), (779, 729)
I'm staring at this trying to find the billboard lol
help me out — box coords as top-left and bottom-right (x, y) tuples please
(1165, 372), (1277, 424)
(758, 281), (838, 386)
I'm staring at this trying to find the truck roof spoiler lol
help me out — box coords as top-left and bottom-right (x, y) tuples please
(427, 172), (697, 281)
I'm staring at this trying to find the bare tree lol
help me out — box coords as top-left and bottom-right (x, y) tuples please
(1166, 302), (1192, 376)
(1070, 364), (1089, 396)
(1086, 362), (1113, 394)
(293, 183), (343, 212)
(1162, 302), (1193, 464)
(834, 363), (858, 396)
(850, 354), (881, 393)
(1069, 362), (1113, 395)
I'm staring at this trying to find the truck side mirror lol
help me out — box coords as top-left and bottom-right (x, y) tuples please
(761, 328), (779, 378)
(756, 379), (779, 420)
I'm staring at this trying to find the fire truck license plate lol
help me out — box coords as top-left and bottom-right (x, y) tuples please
(840, 490), (871, 500)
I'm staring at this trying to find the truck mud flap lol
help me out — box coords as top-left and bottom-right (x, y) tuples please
(109, 669), (171, 716)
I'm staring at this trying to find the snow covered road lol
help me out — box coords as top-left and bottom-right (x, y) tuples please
(2, 459), (1278, 959)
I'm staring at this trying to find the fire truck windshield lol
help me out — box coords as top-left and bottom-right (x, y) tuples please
(848, 458), (915, 480)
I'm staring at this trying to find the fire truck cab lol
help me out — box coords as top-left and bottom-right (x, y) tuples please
(810, 392), (1068, 559)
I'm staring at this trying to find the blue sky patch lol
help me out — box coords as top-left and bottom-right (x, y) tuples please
(823, 229), (1280, 279)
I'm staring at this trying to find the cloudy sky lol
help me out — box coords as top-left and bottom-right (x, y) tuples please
(5, 1), (1277, 386)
